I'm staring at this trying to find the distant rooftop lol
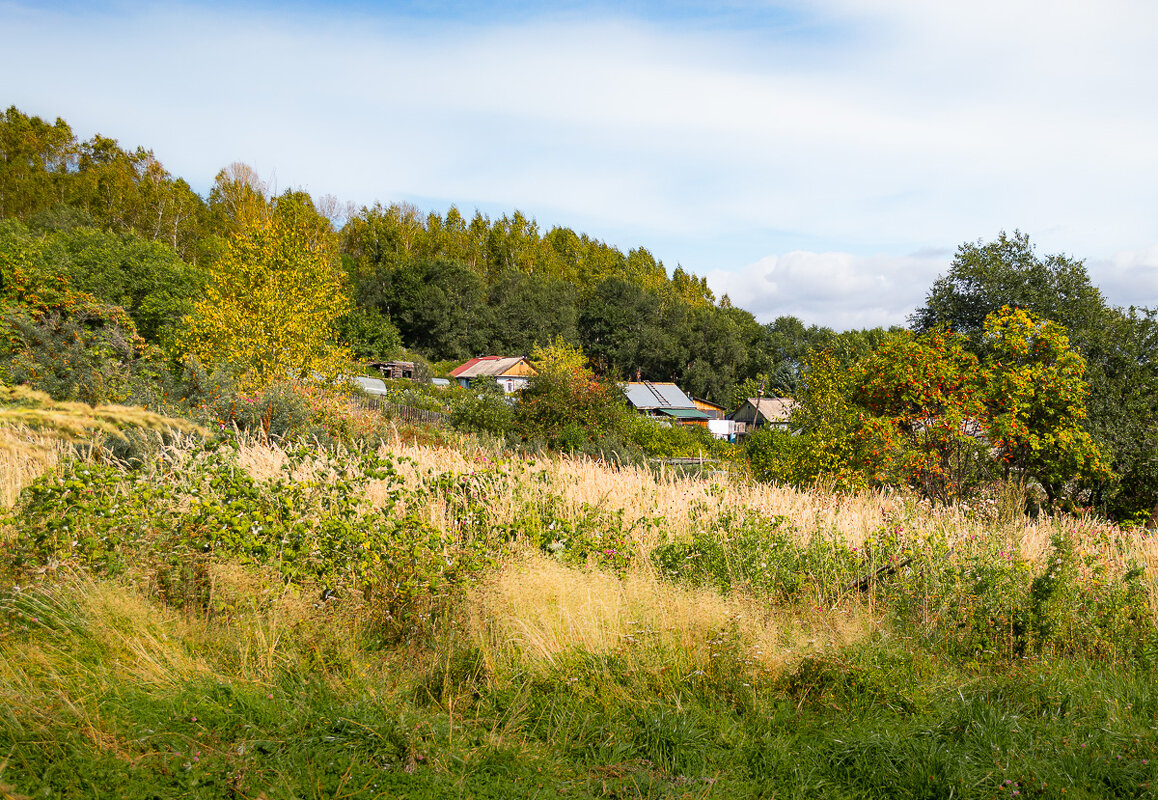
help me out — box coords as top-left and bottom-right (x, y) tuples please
(621, 381), (697, 411)
(450, 356), (535, 379)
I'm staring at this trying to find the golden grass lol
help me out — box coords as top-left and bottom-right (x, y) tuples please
(0, 426), (62, 510)
(0, 567), (353, 717)
(465, 555), (870, 680)
(219, 431), (1158, 588)
(0, 385), (206, 444)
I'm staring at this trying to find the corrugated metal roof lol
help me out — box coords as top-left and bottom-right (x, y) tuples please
(660, 407), (710, 419)
(621, 382), (697, 410)
(450, 356), (533, 379)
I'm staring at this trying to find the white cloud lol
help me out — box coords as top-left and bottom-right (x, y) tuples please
(1, 0), (1157, 322)
(1091, 246), (1158, 311)
(706, 250), (948, 330)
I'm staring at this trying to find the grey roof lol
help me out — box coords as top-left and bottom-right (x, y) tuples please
(352, 376), (388, 396)
(431, 377), (451, 387)
(621, 382), (697, 411)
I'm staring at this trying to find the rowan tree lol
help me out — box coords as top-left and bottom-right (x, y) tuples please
(852, 330), (990, 503)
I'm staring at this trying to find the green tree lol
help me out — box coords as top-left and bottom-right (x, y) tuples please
(679, 304), (750, 403)
(767, 349), (867, 490)
(579, 278), (687, 380)
(1081, 307), (1158, 521)
(0, 107), (75, 220)
(911, 230), (1106, 339)
(335, 306), (403, 362)
(979, 307), (1110, 502)
(361, 257), (491, 361)
(487, 271), (579, 355)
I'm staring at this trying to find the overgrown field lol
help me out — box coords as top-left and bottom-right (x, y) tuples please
(2, 426), (1158, 799)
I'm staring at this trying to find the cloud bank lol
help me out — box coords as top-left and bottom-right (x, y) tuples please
(1, 0), (1156, 325)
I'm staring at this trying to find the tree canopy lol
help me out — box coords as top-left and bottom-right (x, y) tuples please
(179, 193), (351, 393)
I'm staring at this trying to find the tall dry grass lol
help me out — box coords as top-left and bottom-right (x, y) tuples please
(0, 427), (62, 510)
(223, 432), (1158, 585)
(463, 555), (869, 680)
(218, 432), (1158, 665)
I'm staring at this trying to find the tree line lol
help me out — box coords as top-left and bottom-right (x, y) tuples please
(1, 106), (1156, 521)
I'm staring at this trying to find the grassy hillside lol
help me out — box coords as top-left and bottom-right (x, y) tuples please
(1, 424), (1157, 798)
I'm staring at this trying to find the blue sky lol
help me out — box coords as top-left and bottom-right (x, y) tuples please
(4, 0), (1157, 328)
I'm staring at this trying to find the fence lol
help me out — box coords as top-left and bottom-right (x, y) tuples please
(355, 395), (449, 426)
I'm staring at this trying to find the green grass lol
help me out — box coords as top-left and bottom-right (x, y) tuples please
(2, 435), (1157, 798)
(3, 579), (1158, 799)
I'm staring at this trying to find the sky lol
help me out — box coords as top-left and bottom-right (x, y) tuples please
(3, 0), (1157, 329)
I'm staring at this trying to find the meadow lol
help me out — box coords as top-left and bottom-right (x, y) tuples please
(1, 422), (1157, 799)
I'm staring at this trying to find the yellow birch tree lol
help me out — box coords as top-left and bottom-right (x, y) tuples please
(180, 194), (352, 393)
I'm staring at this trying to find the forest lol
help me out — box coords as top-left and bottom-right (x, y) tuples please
(1, 105), (1157, 522)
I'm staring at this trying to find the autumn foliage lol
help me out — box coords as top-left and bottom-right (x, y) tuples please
(767, 307), (1111, 505)
(853, 329), (989, 503)
(179, 196), (352, 393)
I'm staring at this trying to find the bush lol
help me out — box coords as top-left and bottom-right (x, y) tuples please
(743, 427), (808, 484)
(624, 416), (728, 460)
(449, 391), (514, 437)
(514, 364), (627, 447)
(179, 359), (395, 445)
(6, 440), (501, 638)
(1, 252), (170, 405)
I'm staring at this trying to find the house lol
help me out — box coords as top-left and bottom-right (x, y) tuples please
(729, 397), (797, 438)
(692, 397), (728, 420)
(367, 360), (415, 380)
(450, 356), (537, 394)
(621, 381), (710, 426)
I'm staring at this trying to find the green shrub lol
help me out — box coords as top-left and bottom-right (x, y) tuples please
(5, 440), (503, 637)
(624, 415), (729, 460)
(448, 391), (514, 437)
(651, 512), (861, 602)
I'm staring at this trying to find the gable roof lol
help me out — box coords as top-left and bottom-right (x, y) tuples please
(621, 381), (697, 411)
(450, 356), (536, 379)
(730, 397), (796, 423)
